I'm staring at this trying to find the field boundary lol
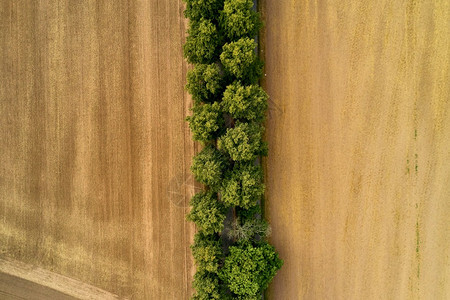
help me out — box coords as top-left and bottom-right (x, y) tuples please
(0, 258), (121, 299)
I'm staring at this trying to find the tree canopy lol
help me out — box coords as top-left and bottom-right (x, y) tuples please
(192, 271), (225, 300)
(186, 63), (224, 104)
(220, 0), (262, 41)
(186, 102), (224, 142)
(220, 37), (263, 84)
(222, 81), (268, 121)
(220, 162), (265, 209)
(191, 145), (230, 191)
(220, 242), (283, 297)
(191, 232), (223, 274)
(184, 0), (282, 297)
(183, 0), (224, 21)
(187, 190), (227, 235)
(227, 218), (270, 243)
(184, 18), (221, 64)
(217, 121), (267, 161)
(236, 204), (261, 222)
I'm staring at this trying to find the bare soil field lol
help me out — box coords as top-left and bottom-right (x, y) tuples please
(261, 0), (449, 299)
(0, 1), (196, 298)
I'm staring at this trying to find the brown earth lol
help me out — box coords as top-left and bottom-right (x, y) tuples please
(0, 1), (197, 299)
(0, 258), (119, 299)
(261, 0), (450, 299)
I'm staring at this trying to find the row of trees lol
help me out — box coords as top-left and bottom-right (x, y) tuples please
(184, 0), (282, 298)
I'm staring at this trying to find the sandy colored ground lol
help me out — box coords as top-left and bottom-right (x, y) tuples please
(1, 272), (77, 300)
(261, 0), (449, 299)
(0, 1), (196, 299)
(0, 258), (119, 299)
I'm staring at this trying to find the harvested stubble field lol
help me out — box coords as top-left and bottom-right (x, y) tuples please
(0, 0), (196, 298)
(261, 0), (450, 299)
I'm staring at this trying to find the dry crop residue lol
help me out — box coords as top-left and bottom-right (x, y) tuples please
(0, 0), (196, 298)
(261, 0), (449, 299)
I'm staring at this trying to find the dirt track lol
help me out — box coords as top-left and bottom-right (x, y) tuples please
(0, 1), (196, 298)
(0, 258), (119, 299)
(262, 0), (450, 299)
(1, 272), (76, 300)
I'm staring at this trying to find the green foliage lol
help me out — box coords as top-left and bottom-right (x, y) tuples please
(220, 0), (262, 40)
(187, 64), (224, 104)
(187, 102), (224, 142)
(184, 19), (221, 64)
(227, 218), (270, 242)
(220, 37), (263, 84)
(191, 145), (230, 191)
(192, 271), (223, 300)
(183, 0), (224, 21)
(187, 191), (227, 235)
(222, 81), (268, 121)
(232, 295), (259, 300)
(217, 122), (267, 161)
(220, 162), (264, 209)
(184, 2), (282, 297)
(191, 232), (223, 273)
(236, 205), (261, 222)
(220, 242), (283, 297)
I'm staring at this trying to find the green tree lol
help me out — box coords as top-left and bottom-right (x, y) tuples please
(187, 191), (227, 235)
(220, 37), (263, 84)
(186, 102), (224, 142)
(220, 162), (265, 209)
(235, 205), (262, 224)
(222, 81), (268, 121)
(191, 145), (230, 191)
(231, 295), (258, 300)
(191, 232), (223, 273)
(184, 18), (221, 64)
(220, 242), (283, 297)
(217, 122), (267, 161)
(192, 271), (224, 300)
(183, 0), (224, 21)
(227, 218), (270, 242)
(186, 63), (223, 104)
(220, 0), (262, 40)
